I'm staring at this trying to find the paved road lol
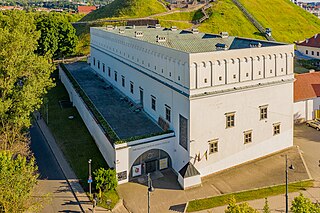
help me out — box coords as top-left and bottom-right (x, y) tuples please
(30, 123), (83, 213)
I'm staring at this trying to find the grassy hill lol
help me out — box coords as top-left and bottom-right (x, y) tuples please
(81, 0), (167, 21)
(238, 0), (320, 43)
(198, 0), (264, 39)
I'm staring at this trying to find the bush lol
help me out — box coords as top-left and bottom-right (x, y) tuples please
(93, 168), (117, 198)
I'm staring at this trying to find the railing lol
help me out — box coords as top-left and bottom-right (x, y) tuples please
(232, 0), (275, 41)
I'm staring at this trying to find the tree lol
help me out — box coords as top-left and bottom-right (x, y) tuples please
(0, 151), (41, 212)
(225, 197), (258, 213)
(291, 193), (320, 213)
(35, 13), (78, 59)
(0, 11), (54, 153)
(93, 168), (118, 198)
(263, 198), (270, 213)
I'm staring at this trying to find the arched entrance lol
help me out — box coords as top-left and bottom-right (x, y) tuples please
(129, 149), (172, 180)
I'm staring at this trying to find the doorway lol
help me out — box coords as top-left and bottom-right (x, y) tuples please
(145, 159), (157, 174)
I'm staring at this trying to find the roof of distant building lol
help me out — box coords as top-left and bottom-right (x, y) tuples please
(294, 71), (320, 102)
(92, 26), (286, 53)
(296, 34), (320, 48)
(78, 5), (97, 14)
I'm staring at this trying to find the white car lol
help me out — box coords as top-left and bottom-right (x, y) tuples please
(306, 120), (320, 131)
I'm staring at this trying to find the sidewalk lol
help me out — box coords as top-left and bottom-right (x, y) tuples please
(34, 112), (111, 213)
(196, 181), (320, 213)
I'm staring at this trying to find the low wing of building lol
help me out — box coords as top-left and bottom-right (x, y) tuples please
(296, 34), (320, 59)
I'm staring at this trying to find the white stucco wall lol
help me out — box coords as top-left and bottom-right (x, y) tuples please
(178, 173), (201, 189)
(297, 45), (320, 59)
(294, 97), (320, 122)
(59, 67), (116, 168)
(189, 81), (294, 176)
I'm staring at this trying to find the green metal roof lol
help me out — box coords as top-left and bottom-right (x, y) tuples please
(93, 26), (285, 53)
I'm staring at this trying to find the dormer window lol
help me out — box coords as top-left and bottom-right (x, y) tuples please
(192, 28), (199, 34)
(155, 24), (161, 29)
(156, 35), (166, 42)
(250, 42), (262, 48)
(106, 25), (113, 30)
(171, 26), (177, 31)
(220, 32), (229, 38)
(135, 31), (143, 37)
(216, 43), (228, 50)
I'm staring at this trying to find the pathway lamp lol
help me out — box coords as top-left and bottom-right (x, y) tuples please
(147, 173), (155, 213)
(88, 159), (92, 198)
(285, 154), (294, 213)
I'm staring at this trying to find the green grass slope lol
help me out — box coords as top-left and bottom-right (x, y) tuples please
(81, 0), (167, 21)
(198, 0), (264, 39)
(239, 0), (320, 43)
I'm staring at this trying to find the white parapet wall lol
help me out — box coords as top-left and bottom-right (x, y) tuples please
(59, 66), (116, 168)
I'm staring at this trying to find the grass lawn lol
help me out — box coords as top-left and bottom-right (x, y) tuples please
(186, 180), (313, 212)
(198, 0), (264, 40)
(238, 0), (320, 43)
(45, 70), (108, 189)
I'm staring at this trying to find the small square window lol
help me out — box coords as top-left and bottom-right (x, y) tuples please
(165, 105), (171, 122)
(161, 69), (164, 73)
(246, 73), (249, 77)
(209, 139), (218, 154)
(151, 96), (156, 111)
(204, 78), (207, 83)
(178, 76), (181, 81)
(258, 71), (261, 75)
(260, 105), (268, 120)
(226, 112), (235, 128)
(219, 76), (222, 81)
(270, 69), (273, 73)
(244, 131), (252, 144)
(273, 123), (280, 135)
(169, 72), (172, 77)
(233, 74), (236, 79)
(122, 75), (125, 87)
(281, 68), (284, 72)
(130, 81), (134, 94)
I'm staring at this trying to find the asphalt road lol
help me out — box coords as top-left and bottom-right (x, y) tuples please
(30, 123), (64, 180)
(30, 123), (82, 213)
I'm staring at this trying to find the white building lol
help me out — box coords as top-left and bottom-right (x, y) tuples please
(296, 34), (320, 59)
(61, 25), (295, 189)
(294, 71), (320, 122)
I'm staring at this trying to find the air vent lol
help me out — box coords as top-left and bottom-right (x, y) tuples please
(215, 43), (228, 50)
(249, 41), (262, 48)
(171, 26), (177, 31)
(106, 25), (113, 30)
(156, 35), (166, 42)
(135, 31), (143, 37)
(220, 32), (229, 38)
(192, 28), (199, 34)
(155, 24), (161, 29)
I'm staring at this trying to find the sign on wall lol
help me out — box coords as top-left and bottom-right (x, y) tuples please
(132, 164), (142, 177)
(117, 171), (127, 181)
(159, 158), (168, 170)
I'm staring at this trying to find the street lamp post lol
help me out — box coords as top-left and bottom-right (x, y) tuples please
(285, 154), (294, 213)
(88, 159), (92, 197)
(147, 173), (154, 213)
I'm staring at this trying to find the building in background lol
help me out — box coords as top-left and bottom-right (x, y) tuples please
(294, 71), (320, 122)
(61, 25), (295, 189)
(77, 5), (97, 14)
(296, 34), (320, 60)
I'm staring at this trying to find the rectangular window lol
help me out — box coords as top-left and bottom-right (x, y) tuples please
(114, 71), (117, 82)
(93, 57), (96, 66)
(244, 130), (252, 144)
(306, 50), (309, 54)
(122, 75), (125, 87)
(226, 112), (235, 128)
(260, 105), (268, 120)
(151, 96), (156, 111)
(103, 63), (105, 72)
(209, 139), (218, 154)
(98, 60), (100, 69)
(317, 52), (319, 56)
(273, 123), (280, 135)
(165, 105), (171, 122)
(179, 115), (188, 151)
(108, 67), (111, 77)
(130, 81), (134, 94)
(312, 51), (314, 55)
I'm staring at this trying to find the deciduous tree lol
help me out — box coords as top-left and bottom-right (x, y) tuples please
(291, 193), (320, 213)
(94, 168), (118, 198)
(225, 197), (258, 213)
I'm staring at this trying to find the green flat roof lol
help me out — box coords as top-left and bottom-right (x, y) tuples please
(93, 26), (285, 53)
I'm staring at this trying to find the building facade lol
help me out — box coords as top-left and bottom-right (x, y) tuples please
(66, 26), (295, 188)
(296, 34), (320, 59)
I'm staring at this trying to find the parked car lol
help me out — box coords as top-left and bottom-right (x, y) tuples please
(306, 120), (320, 130)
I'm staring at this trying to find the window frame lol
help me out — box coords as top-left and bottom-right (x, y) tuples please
(114, 71), (117, 82)
(108, 67), (111, 77)
(121, 75), (125, 87)
(259, 105), (268, 120)
(208, 139), (218, 154)
(244, 130), (252, 144)
(273, 123), (281, 135)
(165, 105), (171, 122)
(225, 112), (235, 128)
(130, 81), (134, 94)
(151, 95), (156, 111)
